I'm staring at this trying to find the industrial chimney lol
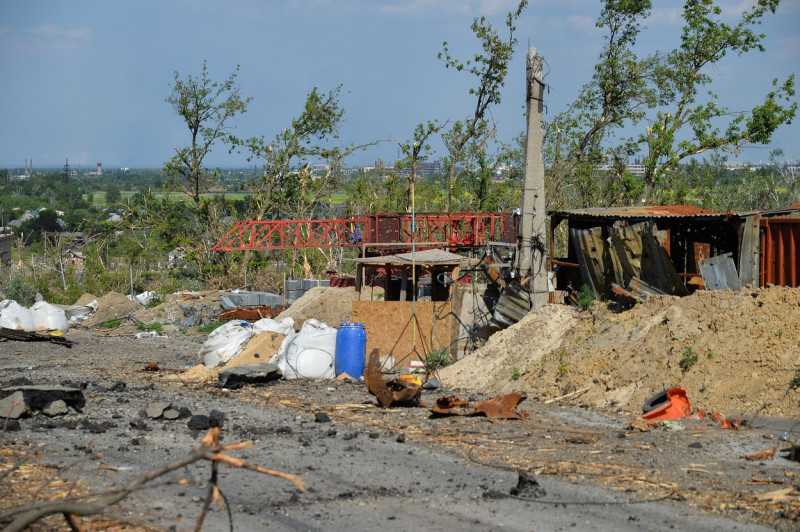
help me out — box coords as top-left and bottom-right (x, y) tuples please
(97, 162), (102, 176)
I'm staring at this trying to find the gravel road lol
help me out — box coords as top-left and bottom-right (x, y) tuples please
(1, 330), (796, 531)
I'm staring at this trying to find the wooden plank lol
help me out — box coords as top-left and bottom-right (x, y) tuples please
(352, 300), (452, 369)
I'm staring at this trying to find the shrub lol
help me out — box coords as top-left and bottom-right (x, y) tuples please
(3, 273), (38, 306)
(679, 346), (698, 371)
(576, 284), (596, 310)
(425, 349), (451, 369)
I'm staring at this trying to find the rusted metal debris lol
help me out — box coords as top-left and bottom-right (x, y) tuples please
(0, 327), (73, 348)
(219, 306), (284, 321)
(364, 349), (393, 408)
(431, 393), (529, 420)
(744, 447), (777, 461)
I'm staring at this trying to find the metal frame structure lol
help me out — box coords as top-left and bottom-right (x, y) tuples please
(212, 212), (516, 251)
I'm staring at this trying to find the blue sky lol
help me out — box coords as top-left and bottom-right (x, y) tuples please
(1, 0), (798, 170)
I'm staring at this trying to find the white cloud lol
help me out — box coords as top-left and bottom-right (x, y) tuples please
(29, 24), (91, 40)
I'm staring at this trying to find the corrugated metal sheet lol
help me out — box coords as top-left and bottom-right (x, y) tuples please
(699, 253), (741, 291)
(761, 218), (800, 287)
(552, 205), (724, 220)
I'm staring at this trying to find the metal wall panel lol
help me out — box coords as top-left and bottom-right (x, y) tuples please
(761, 219), (800, 287)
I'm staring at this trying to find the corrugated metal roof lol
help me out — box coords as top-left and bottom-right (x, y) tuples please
(550, 205), (746, 221)
(354, 248), (472, 266)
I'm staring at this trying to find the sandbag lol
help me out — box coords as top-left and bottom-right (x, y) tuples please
(273, 319), (336, 380)
(253, 317), (295, 336)
(200, 320), (255, 369)
(31, 301), (69, 332)
(0, 300), (35, 332)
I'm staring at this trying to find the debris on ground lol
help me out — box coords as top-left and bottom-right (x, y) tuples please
(439, 286), (800, 419)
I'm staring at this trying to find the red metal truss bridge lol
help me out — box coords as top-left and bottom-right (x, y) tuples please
(212, 212), (517, 251)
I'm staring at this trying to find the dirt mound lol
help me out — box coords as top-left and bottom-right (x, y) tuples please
(80, 291), (140, 328)
(439, 287), (800, 419)
(277, 287), (361, 329)
(73, 293), (98, 306)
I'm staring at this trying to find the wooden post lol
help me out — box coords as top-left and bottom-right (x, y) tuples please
(520, 47), (549, 310)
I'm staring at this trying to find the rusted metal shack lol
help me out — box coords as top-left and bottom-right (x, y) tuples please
(352, 249), (471, 368)
(549, 205), (800, 301)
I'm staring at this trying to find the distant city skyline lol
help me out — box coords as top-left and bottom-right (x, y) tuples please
(1, 1), (798, 170)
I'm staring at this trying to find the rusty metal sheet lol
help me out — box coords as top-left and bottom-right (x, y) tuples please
(364, 349), (393, 408)
(739, 215), (761, 288)
(760, 218), (800, 287)
(431, 393), (529, 419)
(699, 253), (741, 291)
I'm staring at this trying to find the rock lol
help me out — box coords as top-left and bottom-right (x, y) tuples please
(0, 391), (29, 419)
(218, 363), (282, 389)
(187, 415), (207, 431)
(146, 402), (169, 419)
(314, 411), (331, 423)
(1, 386), (85, 412)
(422, 378), (441, 390)
(43, 400), (69, 416)
(163, 408), (180, 420)
(209, 410), (225, 428)
(509, 471), (546, 498)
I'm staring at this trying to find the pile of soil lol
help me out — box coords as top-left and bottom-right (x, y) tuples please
(440, 286), (800, 419)
(79, 291), (140, 328)
(276, 286), (362, 329)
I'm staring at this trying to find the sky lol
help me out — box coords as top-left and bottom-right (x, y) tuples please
(1, 0), (798, 171)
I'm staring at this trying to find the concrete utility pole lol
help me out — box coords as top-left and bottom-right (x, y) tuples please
(518, 47), (549, 310)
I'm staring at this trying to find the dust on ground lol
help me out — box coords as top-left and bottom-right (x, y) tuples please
(440, 286), (800, 419)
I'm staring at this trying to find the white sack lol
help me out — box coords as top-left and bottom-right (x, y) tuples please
(252, 317), (295, 336)
(31, 301), (69, 332)
(127, 291), (157, 306)
(200, 320), (255, 369)
(0, 300), (35, 332)
(273, 319), (336, 380)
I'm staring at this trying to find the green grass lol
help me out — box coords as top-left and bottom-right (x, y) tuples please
(197, 322), (224, 333)
(679, 346), (698, 371)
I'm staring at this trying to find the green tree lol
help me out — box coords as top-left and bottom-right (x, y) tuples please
(105, 182), (121, 204)
(164, 61), (251, 208)
(395, 121), (445, 212)
(546, 0), (796, 207)
(437, 1), (527, 211)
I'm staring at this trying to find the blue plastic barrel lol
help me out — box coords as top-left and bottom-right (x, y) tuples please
(335, 323), (367, 378)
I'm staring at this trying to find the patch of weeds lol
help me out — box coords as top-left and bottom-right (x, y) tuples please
(511, 367), (521, 381)
(197, 322), (223, 333)
(661, 314), (669, 325)
(791, 370), (800, 389)
(101, 319), (122, 329)
(425, 349), (451, 369)
(557, 363), (569, 376)
(679, 346), (698, 372)
(136, 322), (146, 331)
(576, 284), (596, 310)
(149, 322), (164, 335)
(706, 351), (714, 359)
(146, 295), (162, 309)
(776, 328), (784, 338)
(699, 382), (706, 393)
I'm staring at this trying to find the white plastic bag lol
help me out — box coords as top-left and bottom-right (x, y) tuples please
(273, 319), (336, 380)
(31, 301), (69, 332)
(0, 300), (35, 332)
(252, 317), (295, 336)
(199, 321), (255, 369)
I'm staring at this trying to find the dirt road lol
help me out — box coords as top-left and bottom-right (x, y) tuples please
(1, 330), (797, 531)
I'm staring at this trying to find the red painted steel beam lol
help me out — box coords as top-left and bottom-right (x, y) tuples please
(211, 212), (514, 251)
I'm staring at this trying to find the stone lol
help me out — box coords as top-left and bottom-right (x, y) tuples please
(314, 411), (331, 423)
(1, 386), (85, 412)
(43, 399), (69, 416)
(163, 408), (180, 420)
(188, 414), (210, 431)
(0, 391), (29, 419)
(146, 402), (169, 419)
(218, 363), (282, 389)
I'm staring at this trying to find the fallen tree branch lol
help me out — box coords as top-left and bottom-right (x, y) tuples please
(1, 427), (305, 532)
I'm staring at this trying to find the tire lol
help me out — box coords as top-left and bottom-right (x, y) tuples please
(642, 389), (670, 414)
